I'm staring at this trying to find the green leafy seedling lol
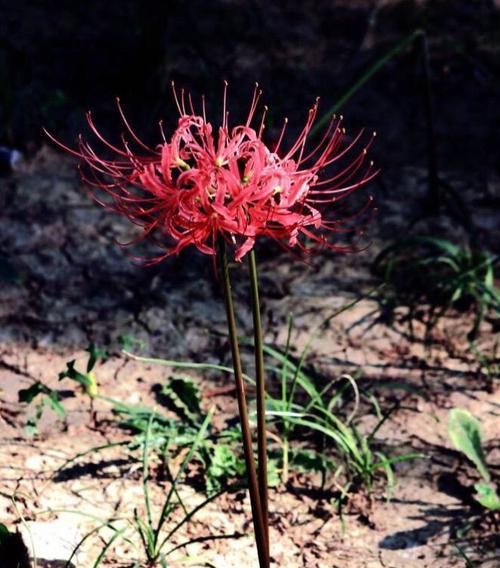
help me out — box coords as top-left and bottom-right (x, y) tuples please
(206, 445), (246, 496)
(447, 408), (490, 482)
(474, 483), (500, 511)
(448, 408), (500, 511)
(18, 381), (66, 435)
(161, 376), (203, 425)
(59, 345), (106, 398)
(374, 237), (499, 340)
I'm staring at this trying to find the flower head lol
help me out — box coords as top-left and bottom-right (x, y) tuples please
(46, 83), (378, 263)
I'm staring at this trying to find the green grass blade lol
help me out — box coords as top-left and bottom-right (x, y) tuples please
(155, 408), (214, 544)
(142, 413), (155, 531)
(124, 351), (255, 385)
(309, 30), (422, 137)
(157, 484), (239, 554)
(92, 527), (128, 568)
(65, 522), (113, 568)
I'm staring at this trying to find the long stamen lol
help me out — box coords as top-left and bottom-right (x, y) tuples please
(201, 94), (207, 122)
(171, 81), (183, 115)
(273, 117), (288, 155)
(258, 105), (268, 139)
(283, 99), (319, 161)
(85, 111), (132, 158)
(245, 83), (262, 128)
(116, 97), (156, 153)
(159, 120), (167, 144)
(299, 114), (339, 165)
(188, 92), (196, 115)
(222, 80), (229, 130)
(180, 88), (187, 115)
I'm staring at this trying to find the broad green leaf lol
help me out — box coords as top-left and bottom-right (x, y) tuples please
(474, 483), (500, 511)
(45, 392), (66, 418)
(86, 344), (107, 373)
(18, 382), (48, 404)
(206, 445), (245, 495)
(59, 360), (97, 397)
(161, 376), (203, 424)
(447, 408), (490, 482)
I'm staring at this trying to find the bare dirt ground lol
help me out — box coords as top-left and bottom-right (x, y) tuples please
(0, 149), (498, 567)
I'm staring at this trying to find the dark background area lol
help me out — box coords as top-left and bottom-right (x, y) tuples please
(1, 0), (499, 178)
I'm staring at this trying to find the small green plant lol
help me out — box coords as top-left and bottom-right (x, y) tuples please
(51, 366), (251, 502)
(128, 296), (421, 503)
(55, 410), (240, 567)
(59, 344), (107, 398)
(18, 381), (66, 435)
(109, 375), (249, 496)
(260, 329), (421, 498)
(374, 237), (499, 340)
(18, 345), (106, 434)
(447, 408), (500, 511)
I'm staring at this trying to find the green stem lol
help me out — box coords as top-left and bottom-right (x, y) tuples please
(248, 250), (269, 552)
(309, 29), (423, 138)
(218, 240), (269, 568)
(281, 314), (293, 484)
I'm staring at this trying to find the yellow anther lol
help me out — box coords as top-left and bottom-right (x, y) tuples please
(176, 158), (190, 170)
(242, 170), (253, 184)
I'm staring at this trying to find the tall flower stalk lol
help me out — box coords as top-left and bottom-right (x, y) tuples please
(219, 239), (269, 566)
(248, 249), (269, 552)
(47, 83), (377, 567)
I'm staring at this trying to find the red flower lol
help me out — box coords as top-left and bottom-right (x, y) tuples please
(46, 84), (378, 263)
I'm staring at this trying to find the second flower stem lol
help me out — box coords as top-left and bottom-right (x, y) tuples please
(248, 250), (269, 551)
(219, 240), (269, 568)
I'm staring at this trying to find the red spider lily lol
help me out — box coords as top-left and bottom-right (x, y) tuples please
(45, 83), (378, 263)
